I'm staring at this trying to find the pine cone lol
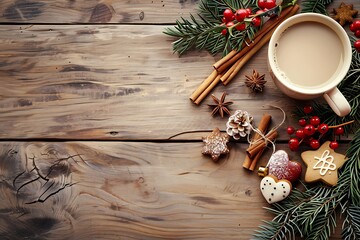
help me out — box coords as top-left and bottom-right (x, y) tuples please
(226, 110), (254, 140)
(245, 69), (266, 92)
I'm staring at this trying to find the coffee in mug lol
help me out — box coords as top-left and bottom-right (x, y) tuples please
(268, 13), (352, 117)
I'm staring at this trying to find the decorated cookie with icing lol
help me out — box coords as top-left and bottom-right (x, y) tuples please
(301, 141), (347, 186)
(260, 175), (292, 204)
(202, 128), (230, 161)
(268, 150), (302, 182)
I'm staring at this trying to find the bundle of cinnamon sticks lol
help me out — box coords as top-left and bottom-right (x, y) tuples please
(243, 113), (278, 171)
(190, 4), (300, 104)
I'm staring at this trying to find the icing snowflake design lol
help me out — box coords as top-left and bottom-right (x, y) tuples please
(313, 150), (336, 176)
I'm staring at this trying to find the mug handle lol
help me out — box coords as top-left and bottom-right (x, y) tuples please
(323, 88), (351, 117)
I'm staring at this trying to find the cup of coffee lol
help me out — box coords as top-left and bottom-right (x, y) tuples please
(268, 13), (352, 117)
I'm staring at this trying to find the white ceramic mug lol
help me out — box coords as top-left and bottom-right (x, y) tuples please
(268, 13), (352, 117)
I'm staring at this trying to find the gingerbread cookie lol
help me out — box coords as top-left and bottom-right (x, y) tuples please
(260, 175), (292, 204)
(301, 141), (347, 186)
(332, 2), (358, 26)
(202, 128), (230, 161)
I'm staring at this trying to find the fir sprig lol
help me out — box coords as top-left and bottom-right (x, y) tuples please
(164, 0), (299, 56)
(300, 0), (334, 14)
(164, 0), (259, 56)
(254, 35), (360, 240)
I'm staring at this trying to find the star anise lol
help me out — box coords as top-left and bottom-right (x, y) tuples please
(245, 69), (266, 93)
(332, 2), (358, 26)
(208, 92), (233, 118)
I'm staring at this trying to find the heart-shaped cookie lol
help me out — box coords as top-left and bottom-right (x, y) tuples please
(260, 175), (292, 204)
(268, 150), (302, 182)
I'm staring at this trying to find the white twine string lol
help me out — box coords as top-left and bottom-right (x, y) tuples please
(247, 105), (287, 166)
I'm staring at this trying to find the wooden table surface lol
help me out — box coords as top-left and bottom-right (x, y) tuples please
(0, 0), (358, 239)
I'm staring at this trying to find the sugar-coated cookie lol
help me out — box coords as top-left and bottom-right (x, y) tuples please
(301, 141), (347, 186)
(260, 175), (292, 204)
(268, 150), (302, 182)
(202, 128), (230, 161)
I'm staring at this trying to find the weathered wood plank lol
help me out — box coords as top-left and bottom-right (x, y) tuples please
(0, 0), (357, 24)
(0, 0), (198, 24)
(0, 141), (268, 239)
(0, 141), (347, 239)
(0, 24), (303, 140)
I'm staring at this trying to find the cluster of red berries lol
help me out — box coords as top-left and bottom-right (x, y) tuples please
(350, 20), (360, 52)
(286, 106), (346, 151)
(220, 0), (277, 36)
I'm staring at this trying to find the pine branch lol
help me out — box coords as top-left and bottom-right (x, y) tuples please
(300, 0), (334, 14)
(255, 34), (360, 239)
(342, 205), (360, 240)
(164, 0), (294, 56)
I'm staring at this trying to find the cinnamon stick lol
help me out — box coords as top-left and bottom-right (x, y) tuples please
(222, 32), (273, 85)
(243, 113), (272, 169)
(194, 73), (222, 105)
(214, 5), (298, 74)
(221, 5), (300, 85)
(249, 148), (265, 171)
(246, 129), (278, 159)
(190, 70), (218, 102)
(213, 49), (238, 70)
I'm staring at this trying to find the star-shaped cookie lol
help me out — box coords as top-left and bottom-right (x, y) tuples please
(332, 2), (358, 26)
(301, 141), (347, 186)
(202, 128), (230, 161)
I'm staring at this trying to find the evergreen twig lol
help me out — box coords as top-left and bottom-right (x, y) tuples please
(164, 0), (297, 56)
(254, 35), (360, 240)
(300, 0), (334, 15)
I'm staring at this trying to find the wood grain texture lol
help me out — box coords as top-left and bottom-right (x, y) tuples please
(0, 0), (198, 24)
(0, 141), (274, 239)
(0, 24), (303, 140)
(1, 0), (358, 140)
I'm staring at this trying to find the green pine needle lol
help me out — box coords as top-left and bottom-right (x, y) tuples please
(254, 33), (360, 240)
(164, 0), (293, 56)
(300, 0), (333, 14)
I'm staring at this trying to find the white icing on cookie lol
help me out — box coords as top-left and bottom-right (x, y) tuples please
(260, 176), (291, 204)
(313, 150), (336, 176)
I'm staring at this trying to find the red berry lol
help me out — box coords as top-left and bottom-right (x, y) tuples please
(287, 126), (295, 135)
(235, 23), (246, 31)
(257, 0), (276, 9)
(251, 17), (261, 27)
(353, 20), (360, 30)
(310, 139), (320, 149)
(221, 29), (228, 36)
(245, 8), (252, 16)
(295, 129), (305, 139)
(298, 118), (307, 127)
(304, 124), (316, 136)
(318, 123), (329, 134)
(303, 105), (313, 114)
(335, 127), (344, 135)
(355, 30), (360, 38)
(289, 138), (300, 151)
(265, 0), (276, 9)
(355, 40), (360, 52)
(222, 17), (227, 23)
(310, 116), (321, 126)
(257, 0), (267, 9)
(226, 21), (234, 27)
(235, 9), (248, 22)
(223, 8), (234, 22)
(329, 141), (339, 149)
(350, 23), (356, 32)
